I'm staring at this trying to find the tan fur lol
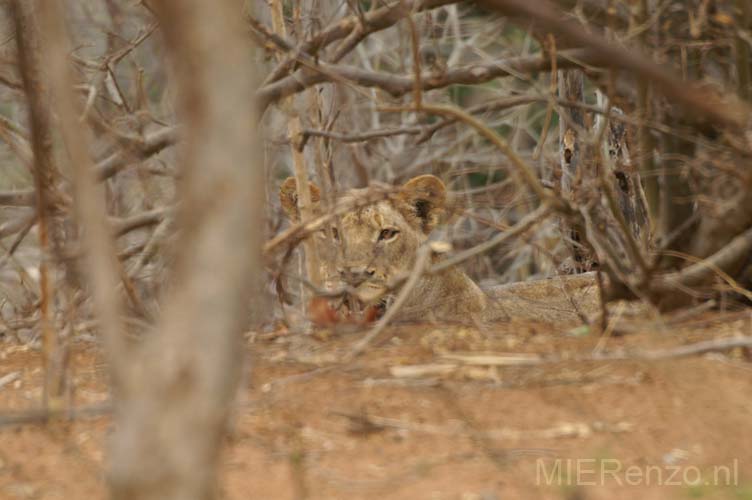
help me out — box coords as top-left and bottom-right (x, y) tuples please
(279, 175), (488, 322)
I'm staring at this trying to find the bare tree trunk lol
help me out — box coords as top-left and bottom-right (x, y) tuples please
(735, 0), (751, 102)
(557, 69), (594, 271)
(657, 134), (696, 254)
(33, 0), (130, 400)
(596, 99), (649, 252)
(103, 1), (263, 499)
(8, 0), (66, 413)
(636, 0), (658, 221)
(558, 69), (584, 197)
(269, 0), (322, 313)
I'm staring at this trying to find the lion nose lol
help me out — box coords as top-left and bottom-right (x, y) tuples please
(339, 266), (375, 285)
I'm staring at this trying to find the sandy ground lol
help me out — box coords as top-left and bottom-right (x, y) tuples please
(1, 310), (751, 500)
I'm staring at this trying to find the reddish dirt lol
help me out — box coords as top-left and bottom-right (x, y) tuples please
(1, 311), (752, 500)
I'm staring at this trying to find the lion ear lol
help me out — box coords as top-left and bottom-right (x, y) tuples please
(279, 177), (321, 220)
(399, 175), (446, 233)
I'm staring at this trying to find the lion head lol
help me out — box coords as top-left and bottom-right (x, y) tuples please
(279, 175), (447, 310)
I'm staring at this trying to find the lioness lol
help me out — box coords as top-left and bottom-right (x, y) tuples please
(279, 175), (489, 323)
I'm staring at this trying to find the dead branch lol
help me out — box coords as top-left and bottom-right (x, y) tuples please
(257, 48), (592, 111)
(0, 212), (35, 270)
(416, 95), (542, 143)
(655, 226), (752, 293)
(0, 126), (178, 208)
(373, 204), (552, 301)
(438, 336), (752, 367)
(383, 103), (553, 205)
(298, 126), (423, 148)
(0, 209), (35, 239)
(477, 0), (750, 129)
(0, 403), (112, 429)
(346, 244), (432, 360)
(258, 0), (459, 85)
(95, 126), (179, 181)
(264, 187), (394, 256)
(431, 204), (551, 273)
(0, 190), (36, 207)
(299, 95), (556, 147)
(111, 207), (171, 237)
(0, 113), (33, 166)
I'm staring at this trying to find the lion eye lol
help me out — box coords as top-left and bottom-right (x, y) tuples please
(378, 228), (399, 241)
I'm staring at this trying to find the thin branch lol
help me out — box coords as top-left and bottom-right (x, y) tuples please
(95, 126), (179, 181)
(371, 204), (552, 301)
(264, 187), (394, 256)
(345, 244), (432, 361)
(111, 207), (171, 237)
(256, 0), (459, 85)
(0, 212), (35, 270)
(430, 203), (551, 273)
(0, 403), (112, 429)
(0, 190), (36, 207)
(382, 103), (555, 205)
(443, 336), (752, 366)
(298, 126), (422, 148)
(0, 126), (178, 208)
(477, 0), (750, 129)
(655, 226), (752, 295)
(256, 48), (593, 111)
